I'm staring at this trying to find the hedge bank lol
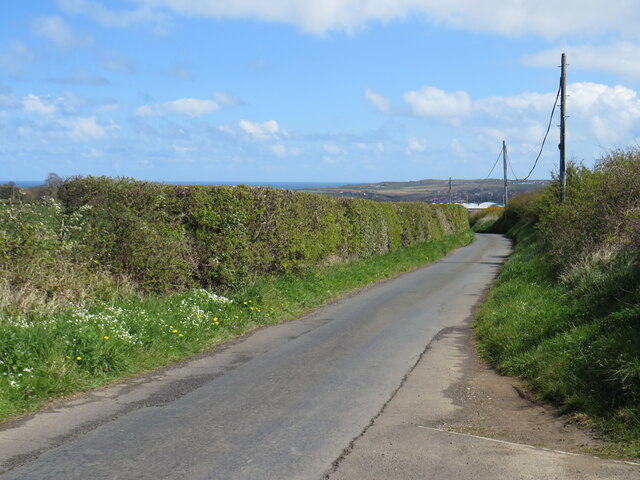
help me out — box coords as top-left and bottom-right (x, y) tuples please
(58, 176), (468, 293)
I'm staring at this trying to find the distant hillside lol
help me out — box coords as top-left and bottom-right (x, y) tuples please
(304, 179), (550, 204)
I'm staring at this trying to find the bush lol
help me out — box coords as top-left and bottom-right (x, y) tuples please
(476, 148), (640, 452)
(55, 176), (469, 294)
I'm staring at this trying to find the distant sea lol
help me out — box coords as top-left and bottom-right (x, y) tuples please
(170, 181), (349, 190)
(2, 181), (350, 190)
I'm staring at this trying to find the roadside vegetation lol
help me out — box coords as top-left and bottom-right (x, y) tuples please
(0, 178), (471, 421)
(473, 148), (640, 458)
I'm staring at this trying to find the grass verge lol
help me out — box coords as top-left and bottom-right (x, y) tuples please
(0, 230), (474, 422)
(474, 224), (640, 460)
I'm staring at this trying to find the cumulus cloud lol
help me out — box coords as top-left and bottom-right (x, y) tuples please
(522, 42), (640, 79)
(32, 15), (93, 49)
(124, 0), (640, 38)
(59, 116), (119, 141)
(57, 0), (171, 32)
(239, 119), (285, 140)
(136, 98), (221, 117)
(403, 86), (472, 118)
(475, 91), (557, 119)
(271, 143), (303, 157)
(365, 88), (390, 113)
(568, 82), (640, 143)
(23, 94), (56, 116)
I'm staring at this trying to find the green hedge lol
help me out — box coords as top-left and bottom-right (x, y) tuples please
(58, 177), (469, 292)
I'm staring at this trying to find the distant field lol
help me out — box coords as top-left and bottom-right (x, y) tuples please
(305, 178), (550, 203)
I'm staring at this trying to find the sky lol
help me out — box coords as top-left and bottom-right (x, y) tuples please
(1, 1), (640, 183)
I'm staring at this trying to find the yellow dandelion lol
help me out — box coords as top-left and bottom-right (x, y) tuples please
(172, 329), (178, 333)
(178, 334), (184, 337)
(169, 325), (174, 329)
(250, 307), (254, 311)
(66, 355), (71, 359)
(213, 317), (218, 322)
(243, 302), (248, 305)
(248, 300), (252, 303)
(76, 356), (82, 361)
(270, 307), (274, 311)
(234, 315), (239, 319)
(103, 336), (110, 340)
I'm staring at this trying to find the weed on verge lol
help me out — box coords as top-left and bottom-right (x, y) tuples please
(0, 230), (474, 422)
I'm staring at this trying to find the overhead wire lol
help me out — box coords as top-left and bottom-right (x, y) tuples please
(506, 151), (519, 181)
(521, 82), (562, 180)
(476, 148), (504, 188)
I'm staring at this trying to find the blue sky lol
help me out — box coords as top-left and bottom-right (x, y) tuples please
(1, 1), (640, 183)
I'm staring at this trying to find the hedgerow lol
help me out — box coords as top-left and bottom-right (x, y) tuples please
(57, 176), (468, 294)
(475, 147), (640, 455)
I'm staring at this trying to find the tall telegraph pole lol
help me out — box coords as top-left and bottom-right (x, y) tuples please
(559, 53), (567, 202)
(448, 177), (452, 204)
(502, 140), (508, 211)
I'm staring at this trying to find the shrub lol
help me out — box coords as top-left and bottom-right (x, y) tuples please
(55, 176), (469, 294)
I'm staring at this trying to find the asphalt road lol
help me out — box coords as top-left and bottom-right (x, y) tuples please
(0, 234), (512, 480)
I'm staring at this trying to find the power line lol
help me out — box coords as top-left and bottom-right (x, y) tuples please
(522, 82), (561, 181)
(477, 148), (504, 188)
(506, 151), (519, 181)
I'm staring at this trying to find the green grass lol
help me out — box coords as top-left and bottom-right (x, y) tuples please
(0, 230), (474, 422)
(475, 223), (640, 459)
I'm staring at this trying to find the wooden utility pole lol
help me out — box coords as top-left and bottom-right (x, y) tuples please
(448, 177), (452, 204)
(502, 140), (508, 211)
(559, 53), (567, 202)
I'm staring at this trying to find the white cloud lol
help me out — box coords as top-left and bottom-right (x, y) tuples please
(271, 143), (287, 157)
(31, 15), (93, 49)
(57, 0), (171, 32)
(173, 145), (197, 153)
(213, 91), (242, 107)
(365, 88), (390, 113)
(407, 138), (427, 154)
(0, 41), (37, 76)
(136, 98), (221, 117)
(475, 91), (557, 119)
(568, 82), (640, 143)
(323, 144), (345, 155)
(23, 94), (56, 116)
(60, 116), (119, 141)
(522, 42), (640, 79)
(403, 86), (472, 118)
(86, 148), (103, 158)
(130, 1), (640, 38)
(0, 89), (21, 109)
(217, 125), (235, 135)
(239, 119), (285, 140)
(379, 81), (640, 147)
(271, 144), (302, 157)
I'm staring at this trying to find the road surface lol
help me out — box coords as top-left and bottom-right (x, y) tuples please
(0, 234), (543, 479)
